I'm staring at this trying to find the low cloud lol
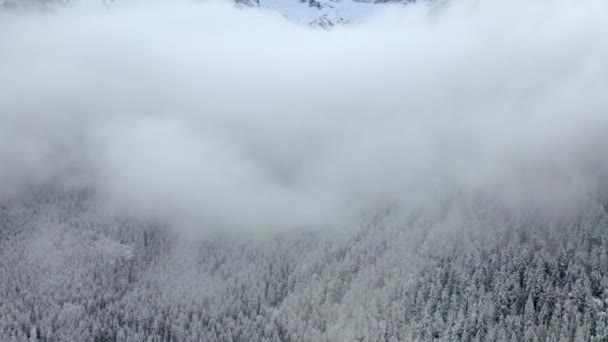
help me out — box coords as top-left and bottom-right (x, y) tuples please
(1, 0), (608, 232)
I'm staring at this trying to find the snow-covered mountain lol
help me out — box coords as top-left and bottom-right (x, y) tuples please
(237, 0), (414, 27)
(1, 0), (417, 27)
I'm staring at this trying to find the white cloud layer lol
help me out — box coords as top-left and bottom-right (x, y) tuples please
(1, 0), (608, 233)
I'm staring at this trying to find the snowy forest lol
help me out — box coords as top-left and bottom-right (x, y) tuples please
(3, 189), (608, 342)
(2, 0), (608, 341)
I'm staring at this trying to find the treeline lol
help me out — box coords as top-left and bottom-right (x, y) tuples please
(1, 191), (608, 341)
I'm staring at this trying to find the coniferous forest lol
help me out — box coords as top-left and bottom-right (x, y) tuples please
(3, 189), (608, 342)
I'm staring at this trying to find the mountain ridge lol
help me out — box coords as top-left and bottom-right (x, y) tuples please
(240, 0), (417, 27)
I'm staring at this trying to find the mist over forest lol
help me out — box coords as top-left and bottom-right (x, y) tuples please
(1, 0), (608, 341)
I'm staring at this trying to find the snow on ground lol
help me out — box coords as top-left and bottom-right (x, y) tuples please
(256, 0), (381, 26)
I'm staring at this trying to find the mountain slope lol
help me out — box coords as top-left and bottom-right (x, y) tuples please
(238, 0), (415, 27)
(2, 191), (608, 341)
(1, 0), (417, 27)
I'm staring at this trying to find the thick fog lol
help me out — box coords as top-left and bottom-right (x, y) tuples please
(1, 0), (608, 233)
